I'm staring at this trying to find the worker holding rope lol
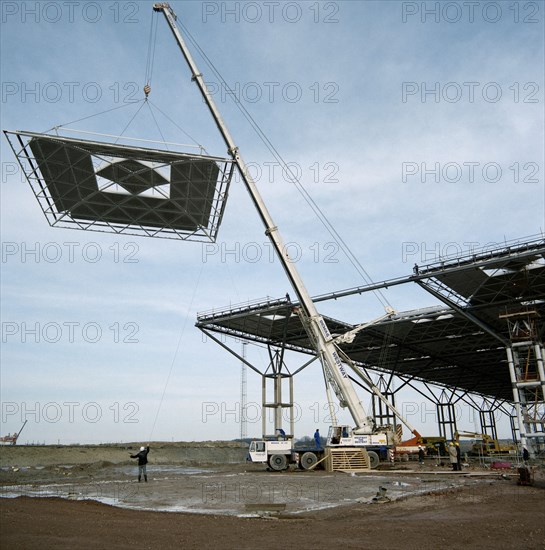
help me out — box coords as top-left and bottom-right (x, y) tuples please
(130, 445), (150, 482)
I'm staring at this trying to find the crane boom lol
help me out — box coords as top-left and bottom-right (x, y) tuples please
(153, 2), (394, 435)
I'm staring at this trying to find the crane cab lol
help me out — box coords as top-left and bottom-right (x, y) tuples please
(248, 440), (268, 463)
(327, 425), (394, 446)
(248, 439), (293, 467)
(327, 425), (353, 446)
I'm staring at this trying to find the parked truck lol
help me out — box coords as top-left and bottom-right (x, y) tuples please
(248, 424), (397, 470)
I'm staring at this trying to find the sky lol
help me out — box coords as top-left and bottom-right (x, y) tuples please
(1, 0), (544, 444)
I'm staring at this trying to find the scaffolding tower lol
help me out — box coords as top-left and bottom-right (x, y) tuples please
(501, 309), (545, 457)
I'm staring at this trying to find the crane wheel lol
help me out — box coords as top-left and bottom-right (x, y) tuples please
(368, 451), (380, 469)
(269, 454), (288, 471)
(300, 452), (318, 470)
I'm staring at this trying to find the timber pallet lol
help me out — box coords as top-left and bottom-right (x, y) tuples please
(325, 447), (371, 472)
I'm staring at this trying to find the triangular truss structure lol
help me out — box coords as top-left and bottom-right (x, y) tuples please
(4, 130), (235, 241)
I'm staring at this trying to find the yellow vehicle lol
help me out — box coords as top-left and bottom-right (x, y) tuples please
(455, 431), (517, 456)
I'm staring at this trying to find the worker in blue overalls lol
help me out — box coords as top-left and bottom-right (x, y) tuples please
(314, 429), (321, 449)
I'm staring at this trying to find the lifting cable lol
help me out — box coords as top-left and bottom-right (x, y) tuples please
(47, 100), (146, 135)
(50, 23), (204, 152)
(50, 11), (204, 156)
(177, 20), (393, 312)
(144, 10), (159, 96)
(146, 101), (169, 149)
(147, 99), (207, 154)
(142, 10), (207, 154)
(113, 100), (147, 143)
(50, 15), (158, 134)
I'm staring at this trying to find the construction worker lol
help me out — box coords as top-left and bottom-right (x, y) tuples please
(130, 445), (150, 482)
(455, 442), (462, 471)
(314, 429), (321, 449)
(448, 442), (458, 471)
(418, 445), (425, 465)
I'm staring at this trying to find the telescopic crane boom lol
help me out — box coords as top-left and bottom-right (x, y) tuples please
(153, 2), (419, 439)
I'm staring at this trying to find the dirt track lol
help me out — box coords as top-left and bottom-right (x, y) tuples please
(2, 482), (544, 550)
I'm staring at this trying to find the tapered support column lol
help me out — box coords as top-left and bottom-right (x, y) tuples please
(506, 346), (528, 453)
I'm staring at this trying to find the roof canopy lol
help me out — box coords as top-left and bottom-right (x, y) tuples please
(197, 238), (545, 402)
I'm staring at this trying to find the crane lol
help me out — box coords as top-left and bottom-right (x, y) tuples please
(0, 420), (28, 445)
(153, 3), (420, 467)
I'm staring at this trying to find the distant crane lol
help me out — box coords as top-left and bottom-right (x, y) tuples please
(0, 420), (28, 445)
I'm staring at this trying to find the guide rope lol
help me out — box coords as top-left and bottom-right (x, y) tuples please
(149, 263), (204, 441)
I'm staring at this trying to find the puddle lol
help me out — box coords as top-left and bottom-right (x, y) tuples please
(0, 467), (479, 517)
(114, 465), (212, 476)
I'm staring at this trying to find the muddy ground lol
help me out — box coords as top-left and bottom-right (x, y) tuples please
(0, 443), (543, 549)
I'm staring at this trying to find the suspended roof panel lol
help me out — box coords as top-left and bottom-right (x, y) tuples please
(5, 131), (235, 241)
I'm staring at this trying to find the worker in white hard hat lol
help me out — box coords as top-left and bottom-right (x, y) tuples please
(448, 442), (458, 471)
(130, 445), (150, 482)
